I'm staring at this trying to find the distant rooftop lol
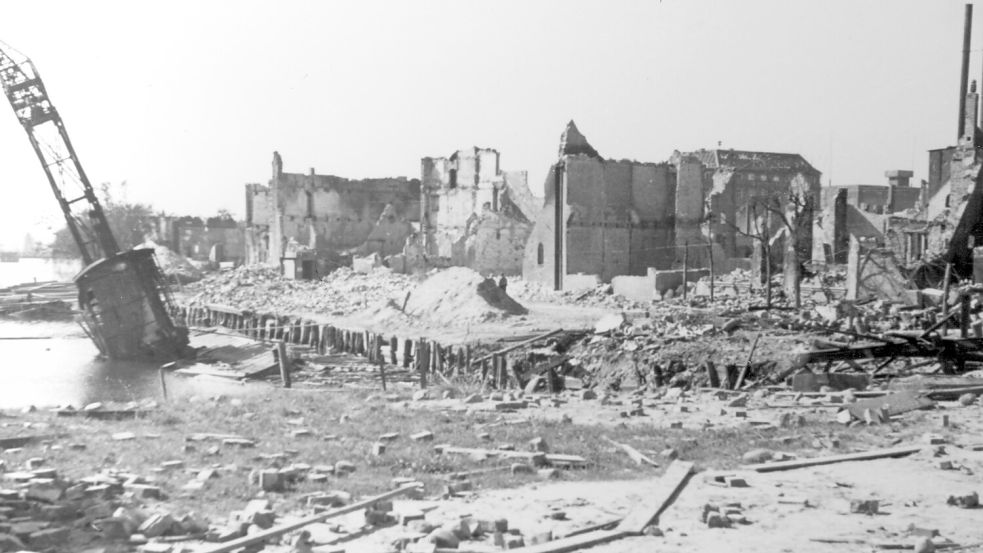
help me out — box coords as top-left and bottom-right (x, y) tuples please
(693, 149), (819, 173)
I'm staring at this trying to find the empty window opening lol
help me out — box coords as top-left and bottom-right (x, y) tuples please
(449, 169), (458, 189)
(537, 243), (544, 265)
(306, 190), (314, 218)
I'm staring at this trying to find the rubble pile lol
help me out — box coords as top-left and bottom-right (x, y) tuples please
(0, 459), (208, 552)
(183, 265), (416, 317)
(141, 240), (203, 284)
(399, 267), (528, 325)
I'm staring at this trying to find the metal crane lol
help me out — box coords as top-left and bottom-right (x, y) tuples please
(0, 41), (190, 359)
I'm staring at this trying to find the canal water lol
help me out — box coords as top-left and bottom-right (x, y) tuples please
(0, 258), (267, 409)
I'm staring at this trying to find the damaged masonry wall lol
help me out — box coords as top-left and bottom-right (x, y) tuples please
(524, 121), (677, 289)
(885, 84), (983, 278)
(418, 147), (536, 275)
(244, 152), (420, 271)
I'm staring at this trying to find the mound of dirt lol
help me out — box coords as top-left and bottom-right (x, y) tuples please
(402, 267), (527, 325)
(141, 241), (203, 284)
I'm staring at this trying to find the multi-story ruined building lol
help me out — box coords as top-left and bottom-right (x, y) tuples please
(524, 122), (822, 292)
(680, 148), (822, 262)
(524, 122), (680, 289)
(154, 215), (244, 264)
(816, 171), (922, 263)
(244, 152), (420, 275)
(884, 80), (983, 273)
(418, 148), (537, 275)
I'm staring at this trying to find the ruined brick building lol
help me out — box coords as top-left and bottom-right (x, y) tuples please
(683, 148), (822, 263)
(884, 80), (983, 275)
(154, 215), (244, 264)
(817, 171), (923, 263)
(416, 147), (537, 275)
(523, 122), (679, 289)
(524, 122), (821, 292)
(244, 152), (420, 275)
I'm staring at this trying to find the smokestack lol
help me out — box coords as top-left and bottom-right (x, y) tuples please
(959, 3), (973, 139)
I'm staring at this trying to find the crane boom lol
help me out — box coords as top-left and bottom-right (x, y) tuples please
(0, 42), (117, 265)
(0, 41), (190, 359)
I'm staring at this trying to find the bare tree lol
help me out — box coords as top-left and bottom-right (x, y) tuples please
(716, 173), (817, 309)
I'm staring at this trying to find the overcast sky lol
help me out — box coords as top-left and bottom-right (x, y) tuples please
(0, 0), (975, 249)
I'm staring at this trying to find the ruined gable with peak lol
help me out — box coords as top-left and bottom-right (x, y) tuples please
(524, 122), (678, 289)
(418, 147), (536, 275)
(244, 152), (420, 273)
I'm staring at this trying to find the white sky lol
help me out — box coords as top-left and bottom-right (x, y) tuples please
(0, 0), (975, 249)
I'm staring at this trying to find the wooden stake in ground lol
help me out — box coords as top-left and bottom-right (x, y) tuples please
(158, 366), (169, 401)
(198, 484), (422, 553)
(378, 357), (387, 391)
(276, 341), (291, 388)
(734, 333), (760, 390)
(942, 262), (952, 334)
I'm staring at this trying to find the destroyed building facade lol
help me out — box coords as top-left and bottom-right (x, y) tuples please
(244, 152), (420, 275)
(417, 147), (537, 275)
(523, 122), (679, 290)
(883, 81), (983, 273)
(524, 122), (821, 293)
(681, 148), (822, 263)
(817, 171), (922, 263)
(153, 215), (244, 265)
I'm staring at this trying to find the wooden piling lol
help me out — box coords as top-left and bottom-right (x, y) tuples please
(416, 339), (428, 388)
(390, 336), (398, 365)
(276, 341), (292, 388)
(159, 367), (169, 401)
(403, 339), (413, 368)
(378, 357), (388, 392)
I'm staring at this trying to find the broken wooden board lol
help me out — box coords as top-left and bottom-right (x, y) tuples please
(435, 445), (588, 467)
(198, 483), (421, 553)
(617, 460), (694, 534)
(743, 446), (922, 472)
(496, 529), (628, 553)
(173, 330), (279, 379)
(844, 390), (934, 420)
(926, 385), (983, 400)
(173, 365), (248, 380)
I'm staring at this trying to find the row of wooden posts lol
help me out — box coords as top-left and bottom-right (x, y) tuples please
(172, 304), (517, 388)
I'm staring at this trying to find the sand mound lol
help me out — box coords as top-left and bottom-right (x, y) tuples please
(141, 241), (203, 283)
(402, 267), (527, 325)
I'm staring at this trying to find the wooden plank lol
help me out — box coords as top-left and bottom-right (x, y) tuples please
(602, 436), (658, 467)
(495, 529), (628, 553)
(926, 385), (983, 400)
(742, 446), (922, 473)
(617, 460), (693, 534)
(470, 329), (565, 366)
(436, 445), (587, 467)
(845, 391), (934, 420)
(197, 484), (421, 553)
